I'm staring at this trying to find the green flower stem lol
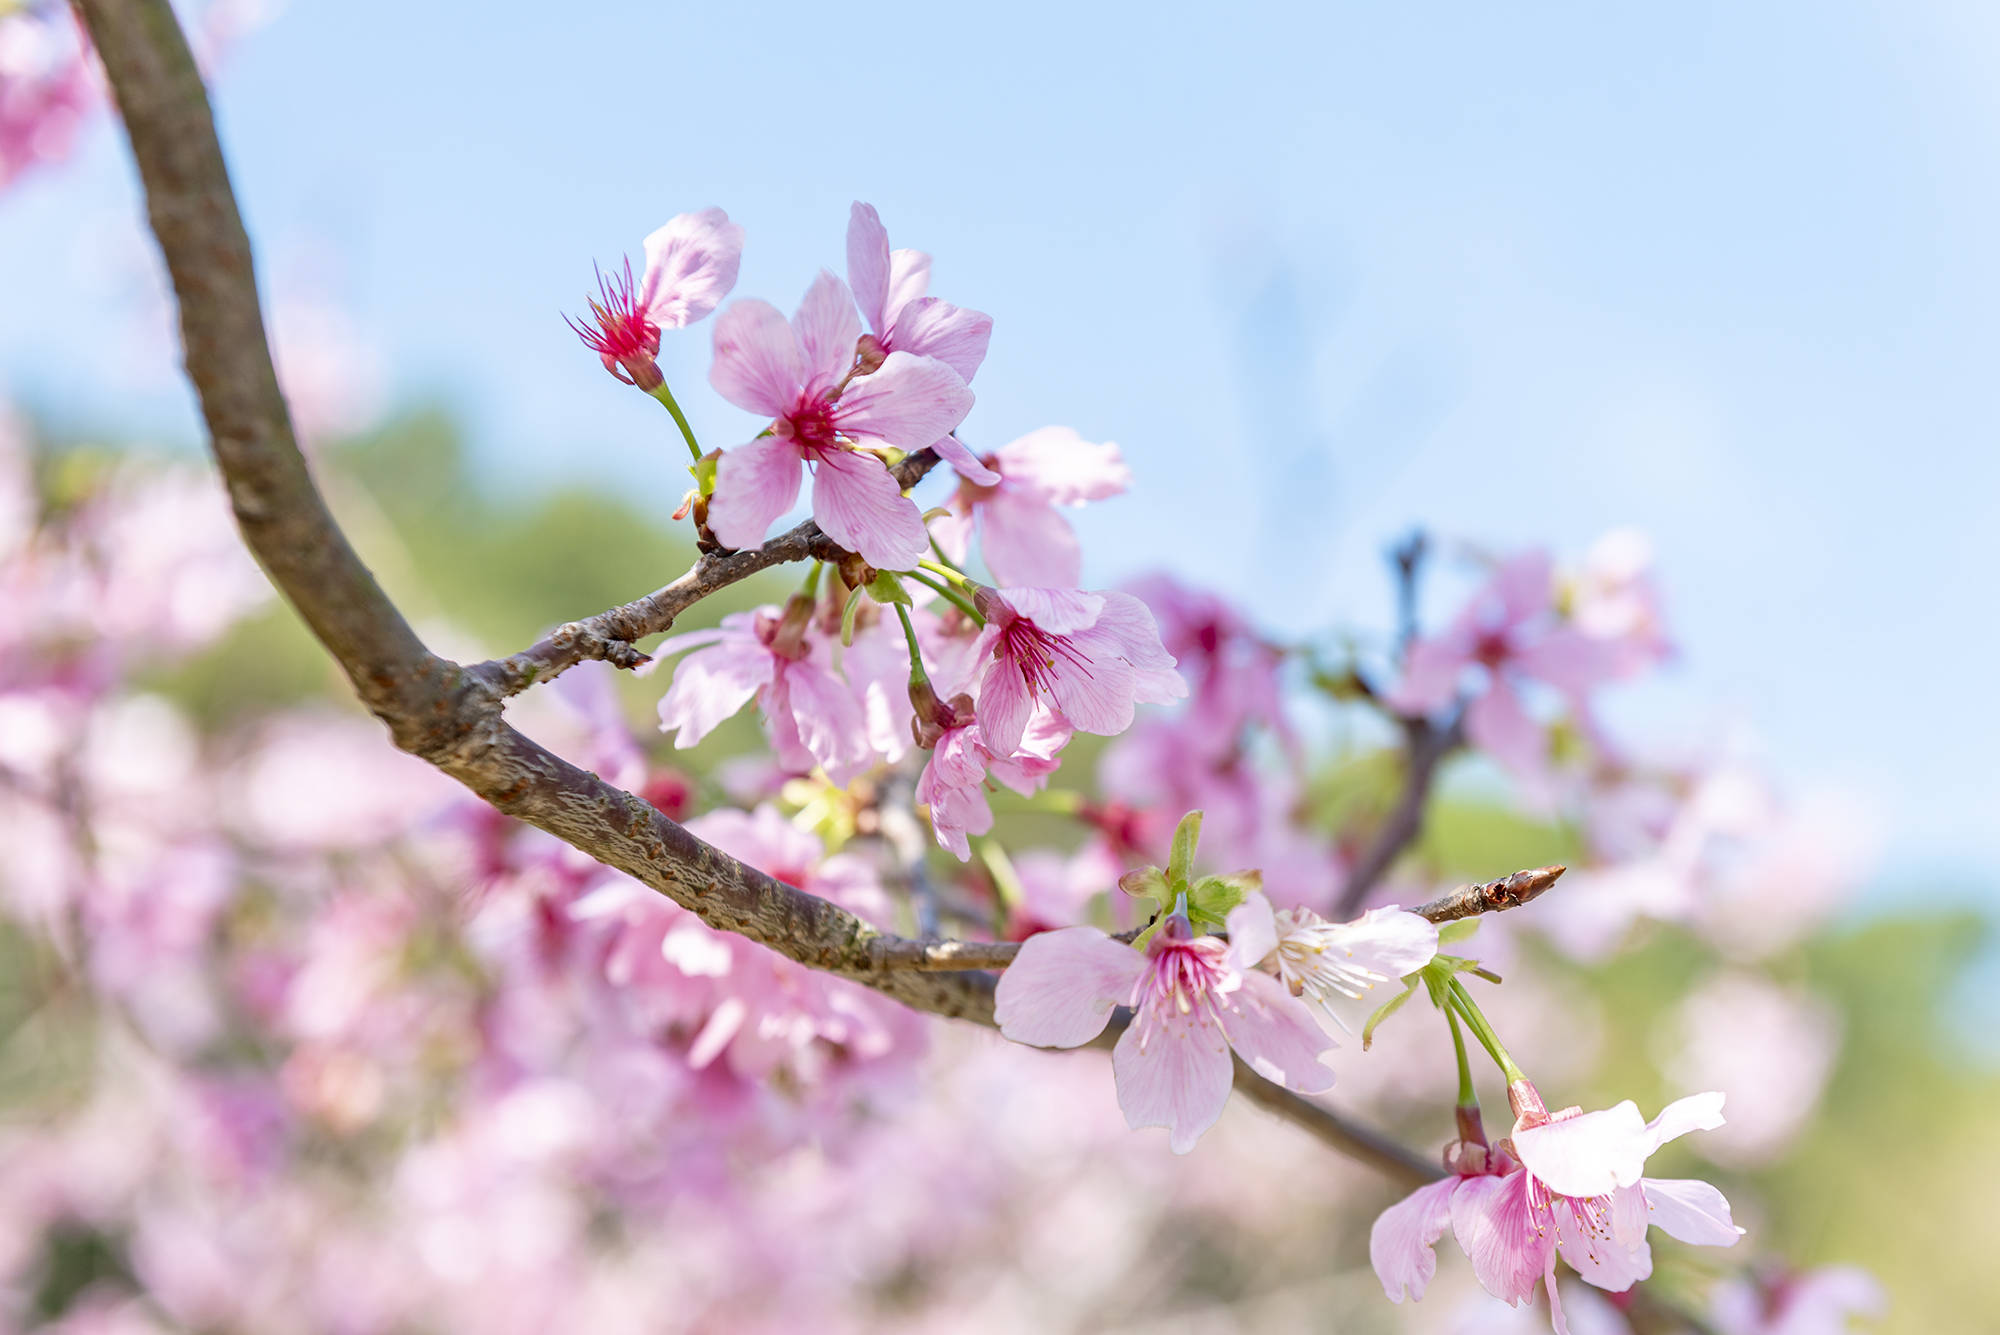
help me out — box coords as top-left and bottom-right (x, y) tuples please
(893, 602), (929, 684)
(1446, 1005), (1478, 1110)
(918, 557), (975, 589)
(801, 560), (824, 600)
(646, 381), (704, 462)
(905, 570), (984, 625)
(1447, 979), (1526, 1085)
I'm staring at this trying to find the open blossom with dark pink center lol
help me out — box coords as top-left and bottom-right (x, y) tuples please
(1390, 550), (1629, 784)
(970, 585), (1185, 759)
(995, 896), (1334, 1152)
(566, 208), (743, 388)
(1372, 1089), (1741, 1334)
(846, 201), (997, 484)
(651, 600), (873, 785)
(706, 271), (973, 570)
(1123, 571), (1297, 765)
(929, 426), (1130, 587)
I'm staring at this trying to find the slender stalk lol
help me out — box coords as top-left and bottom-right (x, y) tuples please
(906, 569), (984, 625)
(647, 381), (704, 461)
(1447, 979), (1525, 1085)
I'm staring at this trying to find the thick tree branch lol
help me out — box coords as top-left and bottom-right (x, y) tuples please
(73, 0), (1444, 1180)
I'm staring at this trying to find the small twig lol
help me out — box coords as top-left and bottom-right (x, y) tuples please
(888, 864), (1562, 972)
(1408, 863), (1564, 924)
(1391, 529), (1428, 662)
(1333, 710), (1465, 918)
(470, 449), (941, 698)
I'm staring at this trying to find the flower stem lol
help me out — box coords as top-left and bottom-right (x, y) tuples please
(802, 560), (824, 600)
(905, 570), (985, 626)
(1446, 1004), (1477, 1110)
(646, 381), (703, 462)
(918, 557), (974, 589)
(894, 602), (929, 685)
(1446, 979), (1525, 1085)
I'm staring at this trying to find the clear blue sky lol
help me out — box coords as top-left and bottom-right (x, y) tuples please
(3, 0), (1996, 897)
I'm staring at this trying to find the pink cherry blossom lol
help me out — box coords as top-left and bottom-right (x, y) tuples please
(1225, 894), (1439, 1029)
(996, 902), (1334, 1153)
(914, 703), (1069, 860)
(1391, 551), (1627, 784)
(971, 585), (1185, 758)
(1123, 571), (1297, 765)
(847, 201), (996, 484)
(1373, 1092), (1741, 1333)
(0, 6), (96, 194)
(928, 427), (1130, 587)
(652, 601), (873, 785)
(567, 208), (744, 388)
(706, 272), (973, 569)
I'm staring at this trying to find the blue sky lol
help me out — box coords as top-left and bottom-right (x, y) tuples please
(3, 0), (1996, 896)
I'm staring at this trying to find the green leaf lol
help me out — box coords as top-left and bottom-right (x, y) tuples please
(866, 571), (911, 605)
(839, 585), (869, 646)
(1117, 866), (1169, 902)
(1187, 869), (1261, 927)
(1167, 810), (1204, 893)
(1362, 981), (1419, 1050)
(1438, 920), (1480, 946)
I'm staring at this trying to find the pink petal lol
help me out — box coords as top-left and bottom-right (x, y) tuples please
(835, 351), (974, 452)
(1111, 1002), (1236, 1154)
(792, 270), (862, 388)
(1392, 635), (1473, 713)
(1639, 1178), (1742, 1248)
(1091, 591), (1180, 672)
(995, 926), (1146, 1048)
(991, 586), (1104, 636)
(846, 201), (894, 335)
(1643, 1091), (1726, 1152)
(1450, 1169), (1552, 1305)
(996, 427), (1130, 505)
(708, 299), (804, 416)
(1044, 645), (1138, 737)
(1551, 1186), (1652, 1292)
(979, 491), (1081, 587)
(1513, 625), (1623, 697)
(927, 506), (975, 568)
(639, 207), (744, 330)
(810, 447), (928, 571)
(781, 659), (871, 786)
(932, 433), (1001, 486)
(888, 295), (992, 382)
(885, 247), (932, 326)
(1513, 1101), (1653, 1200)
(1467, 677), (1547, 781)
(708, 435), (804, 551)
(1218, 971), (1336, 1092)
(1223, 893), (1279, 973)
(1490, 549), (1555, 624)
(658, 640), (774, 745)
(1370, 1177), (1458, 1303)
(976, 652), (1035, 759)
(1319, 907), (1440, 981)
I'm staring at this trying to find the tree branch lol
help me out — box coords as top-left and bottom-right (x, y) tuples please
(69, 0), (1537, 1220)
(468, 447), (942, 698)
(1333, 711), (1466, 918)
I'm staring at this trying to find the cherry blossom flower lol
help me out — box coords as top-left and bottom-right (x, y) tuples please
(1224, 894), (1439, 1029)
(0, 6), (96, 193)
(706, 272), (973, 569)
(847, 201), (996, 483)
(652, 599), (873, 784)
(970, 585), (1185, 758)
(1374, 1088), (1740, 1331)
(913, 699), (1069, 860)
(1391, 551), (1626, 784)
(1124, 571), (1296, 765)
(929, 427), (1130, 587)
(996, 899), (1334, 1153)
(567, 208), (744, 388)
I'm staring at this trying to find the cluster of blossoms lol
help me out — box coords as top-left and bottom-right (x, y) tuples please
(0, 169), (1898, 1329)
